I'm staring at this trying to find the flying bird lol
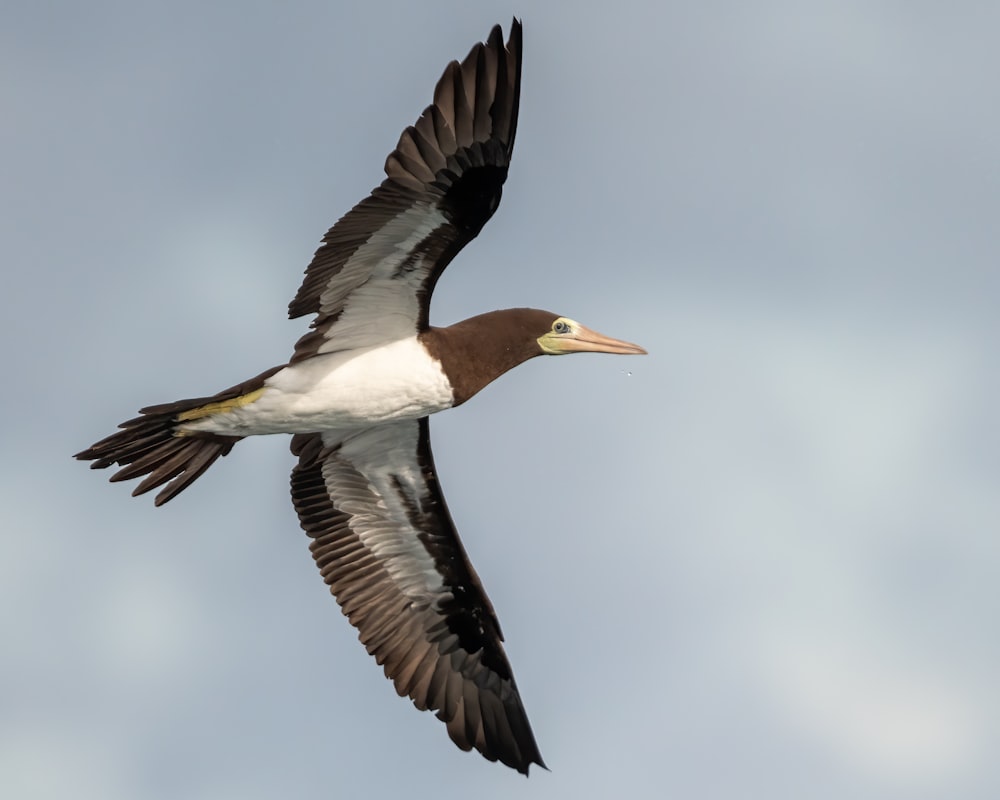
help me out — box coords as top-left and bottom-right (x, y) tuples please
(76, 19), (645, 775)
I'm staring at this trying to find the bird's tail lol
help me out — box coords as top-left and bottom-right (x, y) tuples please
(75, 366), (283, 506)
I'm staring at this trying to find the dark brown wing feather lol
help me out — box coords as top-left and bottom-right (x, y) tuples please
(290, 419), (545, 774)
(288, 20), (522, 362)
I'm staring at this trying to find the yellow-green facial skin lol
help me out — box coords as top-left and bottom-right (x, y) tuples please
(537, 317), (648, 356)
(537, 317), (580, 354)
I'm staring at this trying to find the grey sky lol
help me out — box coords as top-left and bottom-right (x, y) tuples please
(3, 2), (998, 798)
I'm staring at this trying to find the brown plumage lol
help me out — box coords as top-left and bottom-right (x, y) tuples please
(421, 309), (557, 405)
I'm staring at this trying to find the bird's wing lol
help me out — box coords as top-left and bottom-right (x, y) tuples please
(290, 419), (545, 774)
(288, 21), (522, 363)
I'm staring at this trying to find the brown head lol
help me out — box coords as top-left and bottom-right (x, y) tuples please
(421, 308), (647, 406)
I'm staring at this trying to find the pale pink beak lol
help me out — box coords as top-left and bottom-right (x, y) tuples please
(556, 324), (647, 355)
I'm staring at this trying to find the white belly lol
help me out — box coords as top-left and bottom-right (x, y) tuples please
(180, 338), (454, 436)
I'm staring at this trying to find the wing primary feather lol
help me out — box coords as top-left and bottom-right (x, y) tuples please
(472, 38), (494, 142)
(448, 67), (473, 148)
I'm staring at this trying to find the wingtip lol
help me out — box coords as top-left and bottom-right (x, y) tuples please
(507, 17), (523, 52)
(521, 754), (549, 777)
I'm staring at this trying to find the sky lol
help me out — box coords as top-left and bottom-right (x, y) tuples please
(3, 1), (998, 798)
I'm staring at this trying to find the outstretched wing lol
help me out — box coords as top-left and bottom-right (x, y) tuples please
(290, 420), (545, 774)
(289, 21), (522, 362)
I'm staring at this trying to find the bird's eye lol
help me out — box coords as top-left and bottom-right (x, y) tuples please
(553, 320), (570, 334)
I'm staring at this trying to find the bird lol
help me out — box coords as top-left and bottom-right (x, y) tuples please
(76, 19), (645, 775)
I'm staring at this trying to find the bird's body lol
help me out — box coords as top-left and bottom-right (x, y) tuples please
(181, 337), (454, 436)
(76, 20), (645, 775)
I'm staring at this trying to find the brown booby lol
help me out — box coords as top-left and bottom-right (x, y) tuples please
(76, 20), (645, 775)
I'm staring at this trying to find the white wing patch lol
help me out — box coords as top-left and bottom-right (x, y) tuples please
(322, 424), (446, 601)
(315, 203), (448, 351)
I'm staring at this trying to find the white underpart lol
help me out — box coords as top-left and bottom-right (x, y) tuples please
(322, 424), (445, 599)
(316, 203), (448, 352)
(179, 337), (454, 436)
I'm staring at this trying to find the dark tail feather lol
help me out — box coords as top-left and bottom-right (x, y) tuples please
(75, 404), (241, 506)
(75, 365), (284, 506)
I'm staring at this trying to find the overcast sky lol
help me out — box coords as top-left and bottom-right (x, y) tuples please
(3, 2), (998, 798)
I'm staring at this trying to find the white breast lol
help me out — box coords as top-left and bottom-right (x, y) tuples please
(181, 337), (454, 436)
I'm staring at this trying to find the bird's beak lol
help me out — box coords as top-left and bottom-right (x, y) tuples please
(541, 324), (648, 355)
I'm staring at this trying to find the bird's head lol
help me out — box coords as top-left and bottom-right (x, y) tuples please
(424, 309), (646, 406)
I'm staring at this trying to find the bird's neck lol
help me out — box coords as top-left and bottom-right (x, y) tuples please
(420, 309), (548, 406)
